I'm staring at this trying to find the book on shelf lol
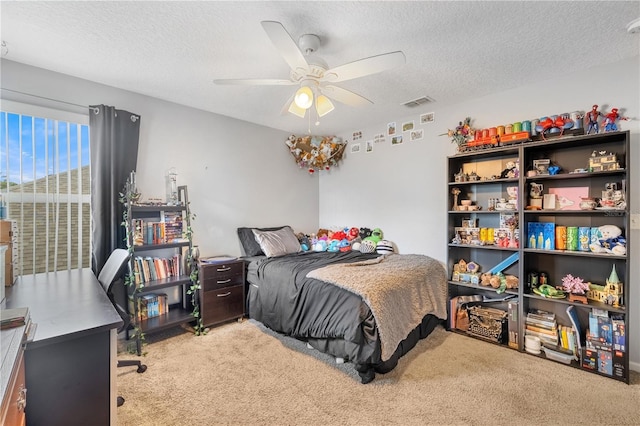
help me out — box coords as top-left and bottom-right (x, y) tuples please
(0, 307), (29, 330)
(526, 309), (559, 346)
(138, 293), (168, 320)
(507, 300), (518, 349)
(566, 305), (583, 356)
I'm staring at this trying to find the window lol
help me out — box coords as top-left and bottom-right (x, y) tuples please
(0, 103), (90, 274)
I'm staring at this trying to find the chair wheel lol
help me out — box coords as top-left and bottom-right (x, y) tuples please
(137, 364), (147, 374)
(117, 396), (125, 407)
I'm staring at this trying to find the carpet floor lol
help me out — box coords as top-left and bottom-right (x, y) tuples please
(117, 319), (639, 425)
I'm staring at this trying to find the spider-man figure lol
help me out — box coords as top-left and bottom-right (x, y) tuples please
(585, 104), (602, 134)
(603, 108), (628, 132)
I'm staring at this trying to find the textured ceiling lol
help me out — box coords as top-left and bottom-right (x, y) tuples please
(1, 1), (639, 136)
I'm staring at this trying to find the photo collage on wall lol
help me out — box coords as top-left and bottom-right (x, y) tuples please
(349, 112), (434, 154)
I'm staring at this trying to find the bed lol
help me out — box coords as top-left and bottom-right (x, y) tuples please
(238, 226), (448, 383)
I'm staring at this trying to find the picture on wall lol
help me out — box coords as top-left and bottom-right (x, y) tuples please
(420, 112), (435, 124)
(387, 122), (396, 136)
(391, 135), (403, 145)
(351, 143), (361, 153)
(402, 121), (414, 132)
(352, 131), (362, 140)
(374, 133), (385, 143)
(410, 129), (424, 141)
(366, 140), (373, 152)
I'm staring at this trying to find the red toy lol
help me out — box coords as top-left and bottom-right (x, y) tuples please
(603, 108), (628, 132)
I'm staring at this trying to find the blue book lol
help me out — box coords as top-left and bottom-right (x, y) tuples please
(566, 305), (582, 353)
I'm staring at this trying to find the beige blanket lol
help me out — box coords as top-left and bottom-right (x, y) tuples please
(306, 253), (447, 361)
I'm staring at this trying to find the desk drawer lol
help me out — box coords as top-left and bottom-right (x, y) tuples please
(201, 285), (244, 326)
(201, 262), (244, 290)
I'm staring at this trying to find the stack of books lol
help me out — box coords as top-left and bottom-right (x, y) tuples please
(0, 306), (29, 330)
(525, 309), (558, 347)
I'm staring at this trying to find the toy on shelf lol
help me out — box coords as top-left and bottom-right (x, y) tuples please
(585, 104), (603, 134)
(586, 265), (624, 308)
(599, 181), (626, 210)
(535, 115), (574, 140)
(528, 182), (543, 209)
(602, 108), (629, 132)
(561, 274), (589, 304)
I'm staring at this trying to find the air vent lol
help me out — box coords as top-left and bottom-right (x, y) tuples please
(402, 96), (434, 108)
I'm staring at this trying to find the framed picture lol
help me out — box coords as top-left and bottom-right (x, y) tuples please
(366, 140), (373, 153)
(548, 187), (589, 210)
(410, 129), (423, 141)
(374, 133), (385, 143)
(420, 112), (434, 124)
(387, 122), (396, 136)
(391, 135), (403, 145)
(351, 143), (361, 153)
(402, 121), (414, 132)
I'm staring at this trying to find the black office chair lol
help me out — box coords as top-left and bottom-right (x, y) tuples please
(98, 248), (147, 407)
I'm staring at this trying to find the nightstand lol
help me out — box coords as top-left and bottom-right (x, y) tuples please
(199, 259), (245, 327)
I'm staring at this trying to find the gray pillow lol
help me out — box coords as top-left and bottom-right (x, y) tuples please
(252, 227), (301, 258)
(237, 226), (289, 256)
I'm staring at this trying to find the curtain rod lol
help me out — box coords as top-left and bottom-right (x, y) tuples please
(0, 87), (96, 112)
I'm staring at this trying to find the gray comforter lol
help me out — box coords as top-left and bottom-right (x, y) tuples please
(246, 251), (446, 383)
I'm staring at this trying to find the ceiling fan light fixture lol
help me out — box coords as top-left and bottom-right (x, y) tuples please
(288, 100), (306, 118)
(316, 95), (335, 117)
(294, 86), (314, 109)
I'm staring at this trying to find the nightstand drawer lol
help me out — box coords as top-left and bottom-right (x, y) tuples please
(201, 284), (244, 326)
(201, 261), (244, 290)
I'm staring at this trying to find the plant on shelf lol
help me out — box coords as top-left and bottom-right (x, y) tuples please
(119, 174), (146, 354)
(561, 274), (589, 304)
(183, 209), (205, 336)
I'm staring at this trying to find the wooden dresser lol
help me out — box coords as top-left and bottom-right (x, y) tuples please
(1, 324), (28, 426)
(199, 259), (245, 327)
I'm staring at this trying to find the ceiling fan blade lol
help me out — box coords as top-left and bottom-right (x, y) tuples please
(321, 85), (373, 107)
(322, 51), (405, 83)
(280, 95), (294, 115)
(261, 21), (309, 73)
(213, 78), (296, 86)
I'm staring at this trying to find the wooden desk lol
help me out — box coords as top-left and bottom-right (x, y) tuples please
(4, 269), (123, 426)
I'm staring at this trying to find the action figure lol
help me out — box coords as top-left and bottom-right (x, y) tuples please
(584, 104), (602, 134)
(602, 108), (628, 132)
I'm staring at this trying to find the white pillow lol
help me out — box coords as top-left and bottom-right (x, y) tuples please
(252, 227), (301, 258)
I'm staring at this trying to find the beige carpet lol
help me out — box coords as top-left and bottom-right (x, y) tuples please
(117, 320), (640, 425)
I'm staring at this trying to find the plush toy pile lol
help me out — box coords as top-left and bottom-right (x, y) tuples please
(285, 135), (347, 174)
(297, 227), (396, 254)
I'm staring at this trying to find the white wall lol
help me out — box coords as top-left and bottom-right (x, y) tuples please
(0, 59), (320, 258)
(320, 55), (640, 369)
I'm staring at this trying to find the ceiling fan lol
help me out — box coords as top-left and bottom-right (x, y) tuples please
(213, 21), (406, 119)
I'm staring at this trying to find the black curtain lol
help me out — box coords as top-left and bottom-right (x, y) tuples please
(89, 105), (140, 275)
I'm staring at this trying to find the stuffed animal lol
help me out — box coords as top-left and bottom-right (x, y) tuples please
(589, 224), (626, 255)
(347, 227), (359, 241)
(317, 229), (330, 239)
(359, 227), (372, 240)
(359, 239), (377, 253)
(312, 239), (328, 252)
(331, 230), (347, 241)
(499, 161), (516, 179)
(364, 228), (383, 244)
(376, 240), (394, 254)
(338, 239), (351, 252)
(296, 233), (311, 251)
(327, 240), (340, 252)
